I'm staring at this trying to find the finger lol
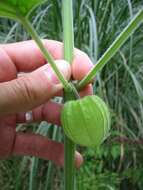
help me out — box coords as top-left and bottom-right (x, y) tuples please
(37, 85), (93, 124)
(72, 50), (93, 80)
(0, 48), (17, 82)
(1, 40), (47, 72)
(0, 125), (15, 159)
(1, 40), (93, 79)
(79, 84), (93, 97)
(13, 132), (83, 168)
(54, 83), (94, 97)
(16, 101), (62, 125)
(16, 83), (93, 125)
(0, 61), (71, 115)
(16, 84), (93, 125)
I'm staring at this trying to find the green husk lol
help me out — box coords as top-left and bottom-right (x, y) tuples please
(61, 95), (110, 147)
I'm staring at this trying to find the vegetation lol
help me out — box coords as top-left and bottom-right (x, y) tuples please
(0, 0), (143, 189)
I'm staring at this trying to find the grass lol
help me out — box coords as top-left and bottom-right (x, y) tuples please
(0, 0), (143, 189)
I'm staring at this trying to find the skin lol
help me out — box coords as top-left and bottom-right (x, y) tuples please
(0, 40), (93, 168)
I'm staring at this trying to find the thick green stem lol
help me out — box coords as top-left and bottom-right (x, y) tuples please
(20, 17), (70, 90)
(62, 1), (77, 190)
(77, 8), (143, 90)
(63, 0), (74, 63)
(64, 137), (75, 189)
(19, 11), (77, 190)
(63, 89), (77, 190)
(21, 14), (77, 189)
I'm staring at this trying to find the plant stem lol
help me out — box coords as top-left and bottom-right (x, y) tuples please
(64, 137), (75, 189)
(20, 9), (77, 190)
(62, 0), (74, 63)
(20, 17), (70, 91)
(62, 0), (76, 190)
(77, 8), (143, 90)
(64, 90), (76, 190)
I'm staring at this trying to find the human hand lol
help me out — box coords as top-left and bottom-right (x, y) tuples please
(0, 40), (93, 167)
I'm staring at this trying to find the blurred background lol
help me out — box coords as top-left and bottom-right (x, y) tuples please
(0, 0), (143, 189)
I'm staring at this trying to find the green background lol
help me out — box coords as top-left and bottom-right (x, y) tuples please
(0, 0), (143, 189)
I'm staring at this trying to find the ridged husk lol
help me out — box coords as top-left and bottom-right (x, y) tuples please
(61, 95), (111, 147)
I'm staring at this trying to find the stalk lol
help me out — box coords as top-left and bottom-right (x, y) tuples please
(77, 8), (143, 90)
(62, 1), (76, 190)
(19, 9), (77, 189)
(20, 17), (70, 91)
(63, 90), (76, 190)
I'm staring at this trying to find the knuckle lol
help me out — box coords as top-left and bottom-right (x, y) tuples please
(14, 76), (39, 109)
(20, 76), (39, 104)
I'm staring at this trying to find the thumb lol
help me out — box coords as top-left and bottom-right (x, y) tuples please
(0, 60), (71, 115)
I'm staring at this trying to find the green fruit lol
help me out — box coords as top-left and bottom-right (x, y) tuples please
(61, 95), (111, 147)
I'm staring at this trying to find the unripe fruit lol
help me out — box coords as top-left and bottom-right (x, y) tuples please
(61, 95), (111, 147)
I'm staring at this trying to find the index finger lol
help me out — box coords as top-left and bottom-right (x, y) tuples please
(13, 132), (83, 168)
(1, 40), (93, 80)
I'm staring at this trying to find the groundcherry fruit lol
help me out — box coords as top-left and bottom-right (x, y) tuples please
(61, 95), (111, 147)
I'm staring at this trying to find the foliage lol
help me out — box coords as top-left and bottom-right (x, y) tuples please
(0, 0), (46, 18)
(0, 0), (143, 189)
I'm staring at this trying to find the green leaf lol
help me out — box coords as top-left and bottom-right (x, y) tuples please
(0, 0), (46, 19)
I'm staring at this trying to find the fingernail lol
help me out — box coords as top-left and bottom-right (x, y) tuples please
(75, 151), (84, 168)
(44, 60), (71, 84)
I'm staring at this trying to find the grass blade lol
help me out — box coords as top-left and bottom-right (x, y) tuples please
(77, 8), (143, 89)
